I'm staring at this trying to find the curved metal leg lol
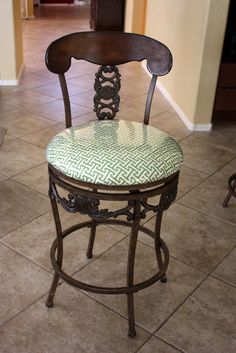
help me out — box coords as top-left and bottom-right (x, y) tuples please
(153, 209), (168, 283)
(46, 183), (64, 308)
(86, 219), (97, 258)
(86, 189), (97, 258)
(222, 174), (236, 207)
(126, 200), (141, 337)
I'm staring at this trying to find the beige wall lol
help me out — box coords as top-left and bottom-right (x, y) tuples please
(27, 0), (34, 18)
(0, 0), (23, 83)
(145, 0), (230, 127)
(125, 0), (147, 34)
(194, 0), (229, 124)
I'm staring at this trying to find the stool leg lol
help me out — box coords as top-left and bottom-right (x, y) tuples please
(86, 189), (97, 258)
(46, 188), (63, 308)
(86, 219), (97, 258)
(154, 209), (167, 283)
(126, 200), (141, 337)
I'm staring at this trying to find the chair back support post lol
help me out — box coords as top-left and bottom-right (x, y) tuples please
(59, 74), (72, 128)
(144, 74), (157, 125)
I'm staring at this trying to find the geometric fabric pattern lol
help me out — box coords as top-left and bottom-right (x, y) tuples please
(46, 119), (183, 186)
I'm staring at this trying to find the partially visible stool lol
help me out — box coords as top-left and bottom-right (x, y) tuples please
(222, 173), (236, 207)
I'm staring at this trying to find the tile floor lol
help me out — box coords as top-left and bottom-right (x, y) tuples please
(0, 5), (236, 353)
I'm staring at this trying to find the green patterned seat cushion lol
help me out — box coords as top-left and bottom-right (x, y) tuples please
(46, 120), (183, 186)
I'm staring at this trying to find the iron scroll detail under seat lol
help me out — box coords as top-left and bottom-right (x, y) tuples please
(45, 31), (183, 337)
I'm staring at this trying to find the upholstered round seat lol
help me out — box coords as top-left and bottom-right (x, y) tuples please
(46, 119), (183, 187)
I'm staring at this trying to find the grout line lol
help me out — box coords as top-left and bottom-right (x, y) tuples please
(154, 273), (209, 334)
(209, 273), (236, 288)
(154, 334), (187, 353)
(74, 285), (154, 337)
(0, 209), (50, 239)
(0, 291), (48, 329)
(133, 336), (154, 353)
(153, 237), (236, 336)
(0, 239), (53, 275)
(134, 330), (186, 352)
(71, 231), (129, 278)
(207, 243), (236, 288)
(176, 200), (236, 227)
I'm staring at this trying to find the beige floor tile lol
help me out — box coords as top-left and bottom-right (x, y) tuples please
(179, 135), (236, 174)
(0, 100), (21, 116)
(21, 124), (64, 149)
(119, 82), (148, 102)
(0, 285), (149, 353)
(67, 74), (95, 92)
(1, 133), (16, 144)
(0, 243), (51, 326)
(0, 139), (45, 177)
(118, 88), (170, 120)
(13, 162), (49, 196)
(0, 179), (49, 237)
(28, 99), (92, 122)
(0, 85), (24, 96)
(158, 277), (236, 353)
(129, 88), (176, 117)
(177, 165), (208, 199)
(118, 103), (146, 122)
(191, 122), (236, 153)
(3, 90), (56, 109)
(137, 336), (180, 353)
(70, 89), (95, 109)
(75, 238), (205, 333)
(19, 72), (57, 89)
(2, 211), (126, 274)
(142, 203), (236, 272)
(179, 175), (236, 225)
(214, 157), (236, 180)
(213, 247), (236, 286)
(31, 81), (90, 99)
(150, 111), (192, 141)
(71, 111), (97, 126)
(0, 173), (8, 182)
(65, 61), (98, 77)
(0, 110), (56, 137)
(21, 114), (96, 149)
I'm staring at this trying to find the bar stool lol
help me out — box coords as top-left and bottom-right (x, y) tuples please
(45, 31), (183, 337)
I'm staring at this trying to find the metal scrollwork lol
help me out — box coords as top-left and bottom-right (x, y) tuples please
(94, 65), (121, 120)
(140, 198), (159, 219)
(50, 183), (135, 220)
(49, 181), (178, 221)
(51, 183), (100, 214)
(140, 182), (178, 216)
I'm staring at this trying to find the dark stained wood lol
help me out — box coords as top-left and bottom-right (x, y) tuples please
(90, 0), (125, 31)
(46, 31), (172, 127)
(46, 31), (172, 76)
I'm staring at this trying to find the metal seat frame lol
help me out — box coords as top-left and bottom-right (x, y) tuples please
(45, 31), (179, 337)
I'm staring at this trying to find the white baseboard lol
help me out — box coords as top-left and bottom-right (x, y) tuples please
(157, 81), (212, 131)
(141, 62), (212, 131)
(0, 64), (24, 86)
(22, 16), (35, 19)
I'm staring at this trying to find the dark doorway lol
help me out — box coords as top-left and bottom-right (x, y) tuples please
(212, 0), (236, 122)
